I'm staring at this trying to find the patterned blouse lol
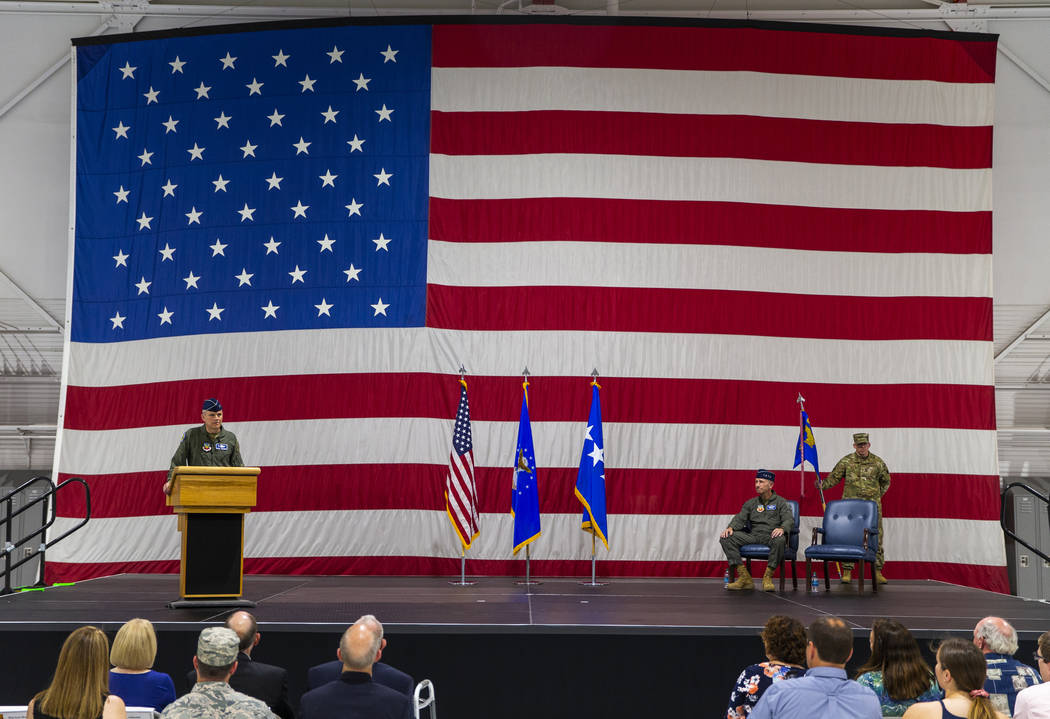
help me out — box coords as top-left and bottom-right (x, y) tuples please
(855, 670), (942, 716)
(727, 661), (806, 718)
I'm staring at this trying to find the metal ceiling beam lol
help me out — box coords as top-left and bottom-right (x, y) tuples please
(5, 0), (1050, 19)
(0, 266), (62, 331)
(996, 306), (1050, 364)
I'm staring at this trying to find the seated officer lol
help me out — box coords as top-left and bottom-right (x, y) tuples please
(719, 469), (794, 591)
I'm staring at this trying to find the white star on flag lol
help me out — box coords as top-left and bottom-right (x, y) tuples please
(315, 298), (334, 317)
(374, 168), (392, 186)
(343, 264), (362, 282)
(235, 269), (254, 287)
(291, 201), (309, 218)
(112, 121), (130, 139)
(288, 265), (307, 283)
(118, 62), (136, 79)
(206, 303), (225, 321)
(109, 311), (126, 329)
(327, 46), (344, 63)
(159, 244), (176, 261)
(113, 250), (129, 268)
(161, 180), (177, 197)
(272, 49), (290, 67)
(380, 45), (399, 63)
(135, 277), (151, 295)
(373, 233), (391, 251)
(183, 271), (200, 289)
(158, 307), (174, 325)
(113, 186), (130, 203)
(371, 298), (389, 316)
(220, 52), (237, 69)
(261, 301), (279, 318)
(318, 234), (336, 252)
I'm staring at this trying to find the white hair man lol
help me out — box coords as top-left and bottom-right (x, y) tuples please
(973, 616), (1041, 716)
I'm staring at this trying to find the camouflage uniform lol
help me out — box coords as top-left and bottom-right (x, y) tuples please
(168, 425), (243, 482)
(162, 627), (277, 719)
(160, 681), (277, 719)
(820, 450), (891, 568)
(720, 491), (794, 569)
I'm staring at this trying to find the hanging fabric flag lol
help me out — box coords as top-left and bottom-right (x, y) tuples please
(445, 378), (480, 550)
(794, 409), (820, 475)
(575, 380), (608, 549)
(511, 379), (541, 554)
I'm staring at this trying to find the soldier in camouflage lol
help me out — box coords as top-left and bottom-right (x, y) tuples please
(720, 469), (795, 592)
(161, 627), (277, 719)
(164, 398), (244, 495)
(820, 432), (890, 585)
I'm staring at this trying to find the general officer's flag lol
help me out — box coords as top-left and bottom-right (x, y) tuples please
(575, 382), (608, 549)
(793, 410), (820, 474)
(511, 379), (541, 554)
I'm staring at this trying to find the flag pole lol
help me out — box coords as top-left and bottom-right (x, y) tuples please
(580, 368), (606, 587)
(797, 393), (807, 499)
(515, 367), (541, 587)
(448, 365), (477, 587)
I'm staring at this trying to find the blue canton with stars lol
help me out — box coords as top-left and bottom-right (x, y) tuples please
(72, 24), (430, 342)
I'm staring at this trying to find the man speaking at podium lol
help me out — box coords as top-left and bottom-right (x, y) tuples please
(163, 398), (244, 496)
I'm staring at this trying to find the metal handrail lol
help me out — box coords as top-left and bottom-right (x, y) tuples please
(1000, 481), (1050, 565)
(0, 476), (91, 595)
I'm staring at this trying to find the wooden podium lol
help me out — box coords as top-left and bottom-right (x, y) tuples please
(166, 466), (259, 608)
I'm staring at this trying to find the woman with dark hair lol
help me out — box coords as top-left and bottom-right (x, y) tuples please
(856, 618), (941, 716)
(727, 615), (807, 718)
(28, 626), (126, 719)
(902, 637), (1007, 719)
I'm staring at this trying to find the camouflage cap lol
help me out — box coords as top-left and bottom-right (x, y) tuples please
(197, 627), (239, 666)
(853, 432), (869, 445)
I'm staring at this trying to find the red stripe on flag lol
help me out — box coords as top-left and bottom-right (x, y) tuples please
(429, 198), (992, 254)
(427, 286), (992, 341)
(61, 377), (994, 431)
(56, 469), (999, 521)
(431, 111), (992, 169)
(44, 558), (1010, 594)
(432, 25), (996, 83)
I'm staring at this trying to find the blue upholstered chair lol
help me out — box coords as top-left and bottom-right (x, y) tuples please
(740, 499), (800, 591)
(805, 499), (879, 594)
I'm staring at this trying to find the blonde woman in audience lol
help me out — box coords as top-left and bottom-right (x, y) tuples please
(1014, 630), (1050, 719)
(28, 626), (126, 719)
(109, 618), (177, 712)
(855, 619), (941, 716)
(903, 638), (1006, 719)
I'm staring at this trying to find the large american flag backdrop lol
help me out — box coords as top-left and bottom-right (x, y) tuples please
(54, 19), (1003, 591)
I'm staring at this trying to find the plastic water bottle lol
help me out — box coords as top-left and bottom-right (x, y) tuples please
(723, 569), (730, 588)
(811, 574), (820, 590)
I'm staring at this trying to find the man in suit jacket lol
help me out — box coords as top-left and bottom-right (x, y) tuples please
(186, 611), (295, 719)
(300, 615), (413, 719)
(306, 616), (414, 696)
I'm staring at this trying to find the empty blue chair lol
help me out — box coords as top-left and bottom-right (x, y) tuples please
(740, 499), (801, 591)
(805, 499), (879, 594)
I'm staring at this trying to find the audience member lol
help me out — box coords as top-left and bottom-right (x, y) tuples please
(1014, 631), (1050, 719)
(727, 615), (807, 717)
(162, 627), (276, 719)
(28, 626), (126, 719)
(973, 616), (1041, 716)
(299, 615), (413, 719)
(750, 616), (881, 718)
(902, 637), (1006, 719)
(108, 618), (176, 713)
(855, 619), (941, 716)
(186, 611), (293, 719)
(306, 615), (414, 696)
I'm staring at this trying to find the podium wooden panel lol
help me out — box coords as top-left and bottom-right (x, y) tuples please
(166, 466), (259, 601)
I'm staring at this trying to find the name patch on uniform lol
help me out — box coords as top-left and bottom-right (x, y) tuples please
(216, 443), (229, 451)
(202, 443), (212, 452)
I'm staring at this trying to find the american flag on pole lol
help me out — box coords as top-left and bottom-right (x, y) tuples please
(445, 379), (480, 550)
(54, 19), (1004, 591)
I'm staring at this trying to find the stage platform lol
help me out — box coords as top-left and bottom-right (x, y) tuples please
(2, 574), (1046, 717)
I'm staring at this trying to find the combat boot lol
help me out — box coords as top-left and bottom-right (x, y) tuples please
(762, 568), (776, 592)
(727, 566), (754, 590)
(875, 570), (888, 585)
(840, 568), (852, 583)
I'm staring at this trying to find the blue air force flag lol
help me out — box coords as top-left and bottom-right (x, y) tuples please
(575, 382), (608, 549)
(511, 381), (541, 554)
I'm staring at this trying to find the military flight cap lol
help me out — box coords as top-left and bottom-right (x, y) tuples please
(755, 469), (775, 482)
(197, 627), (239, 665)
(202, 398), (223, 413)
(853, 432), (869, 444)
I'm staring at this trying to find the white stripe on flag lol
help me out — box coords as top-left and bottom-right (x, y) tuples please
(431, 67), (996, 126)
(64, 331), (993, 387)
(430, 154), (992, 212)
(427, 241), (993, 298)
(60, 420), (998, 476)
